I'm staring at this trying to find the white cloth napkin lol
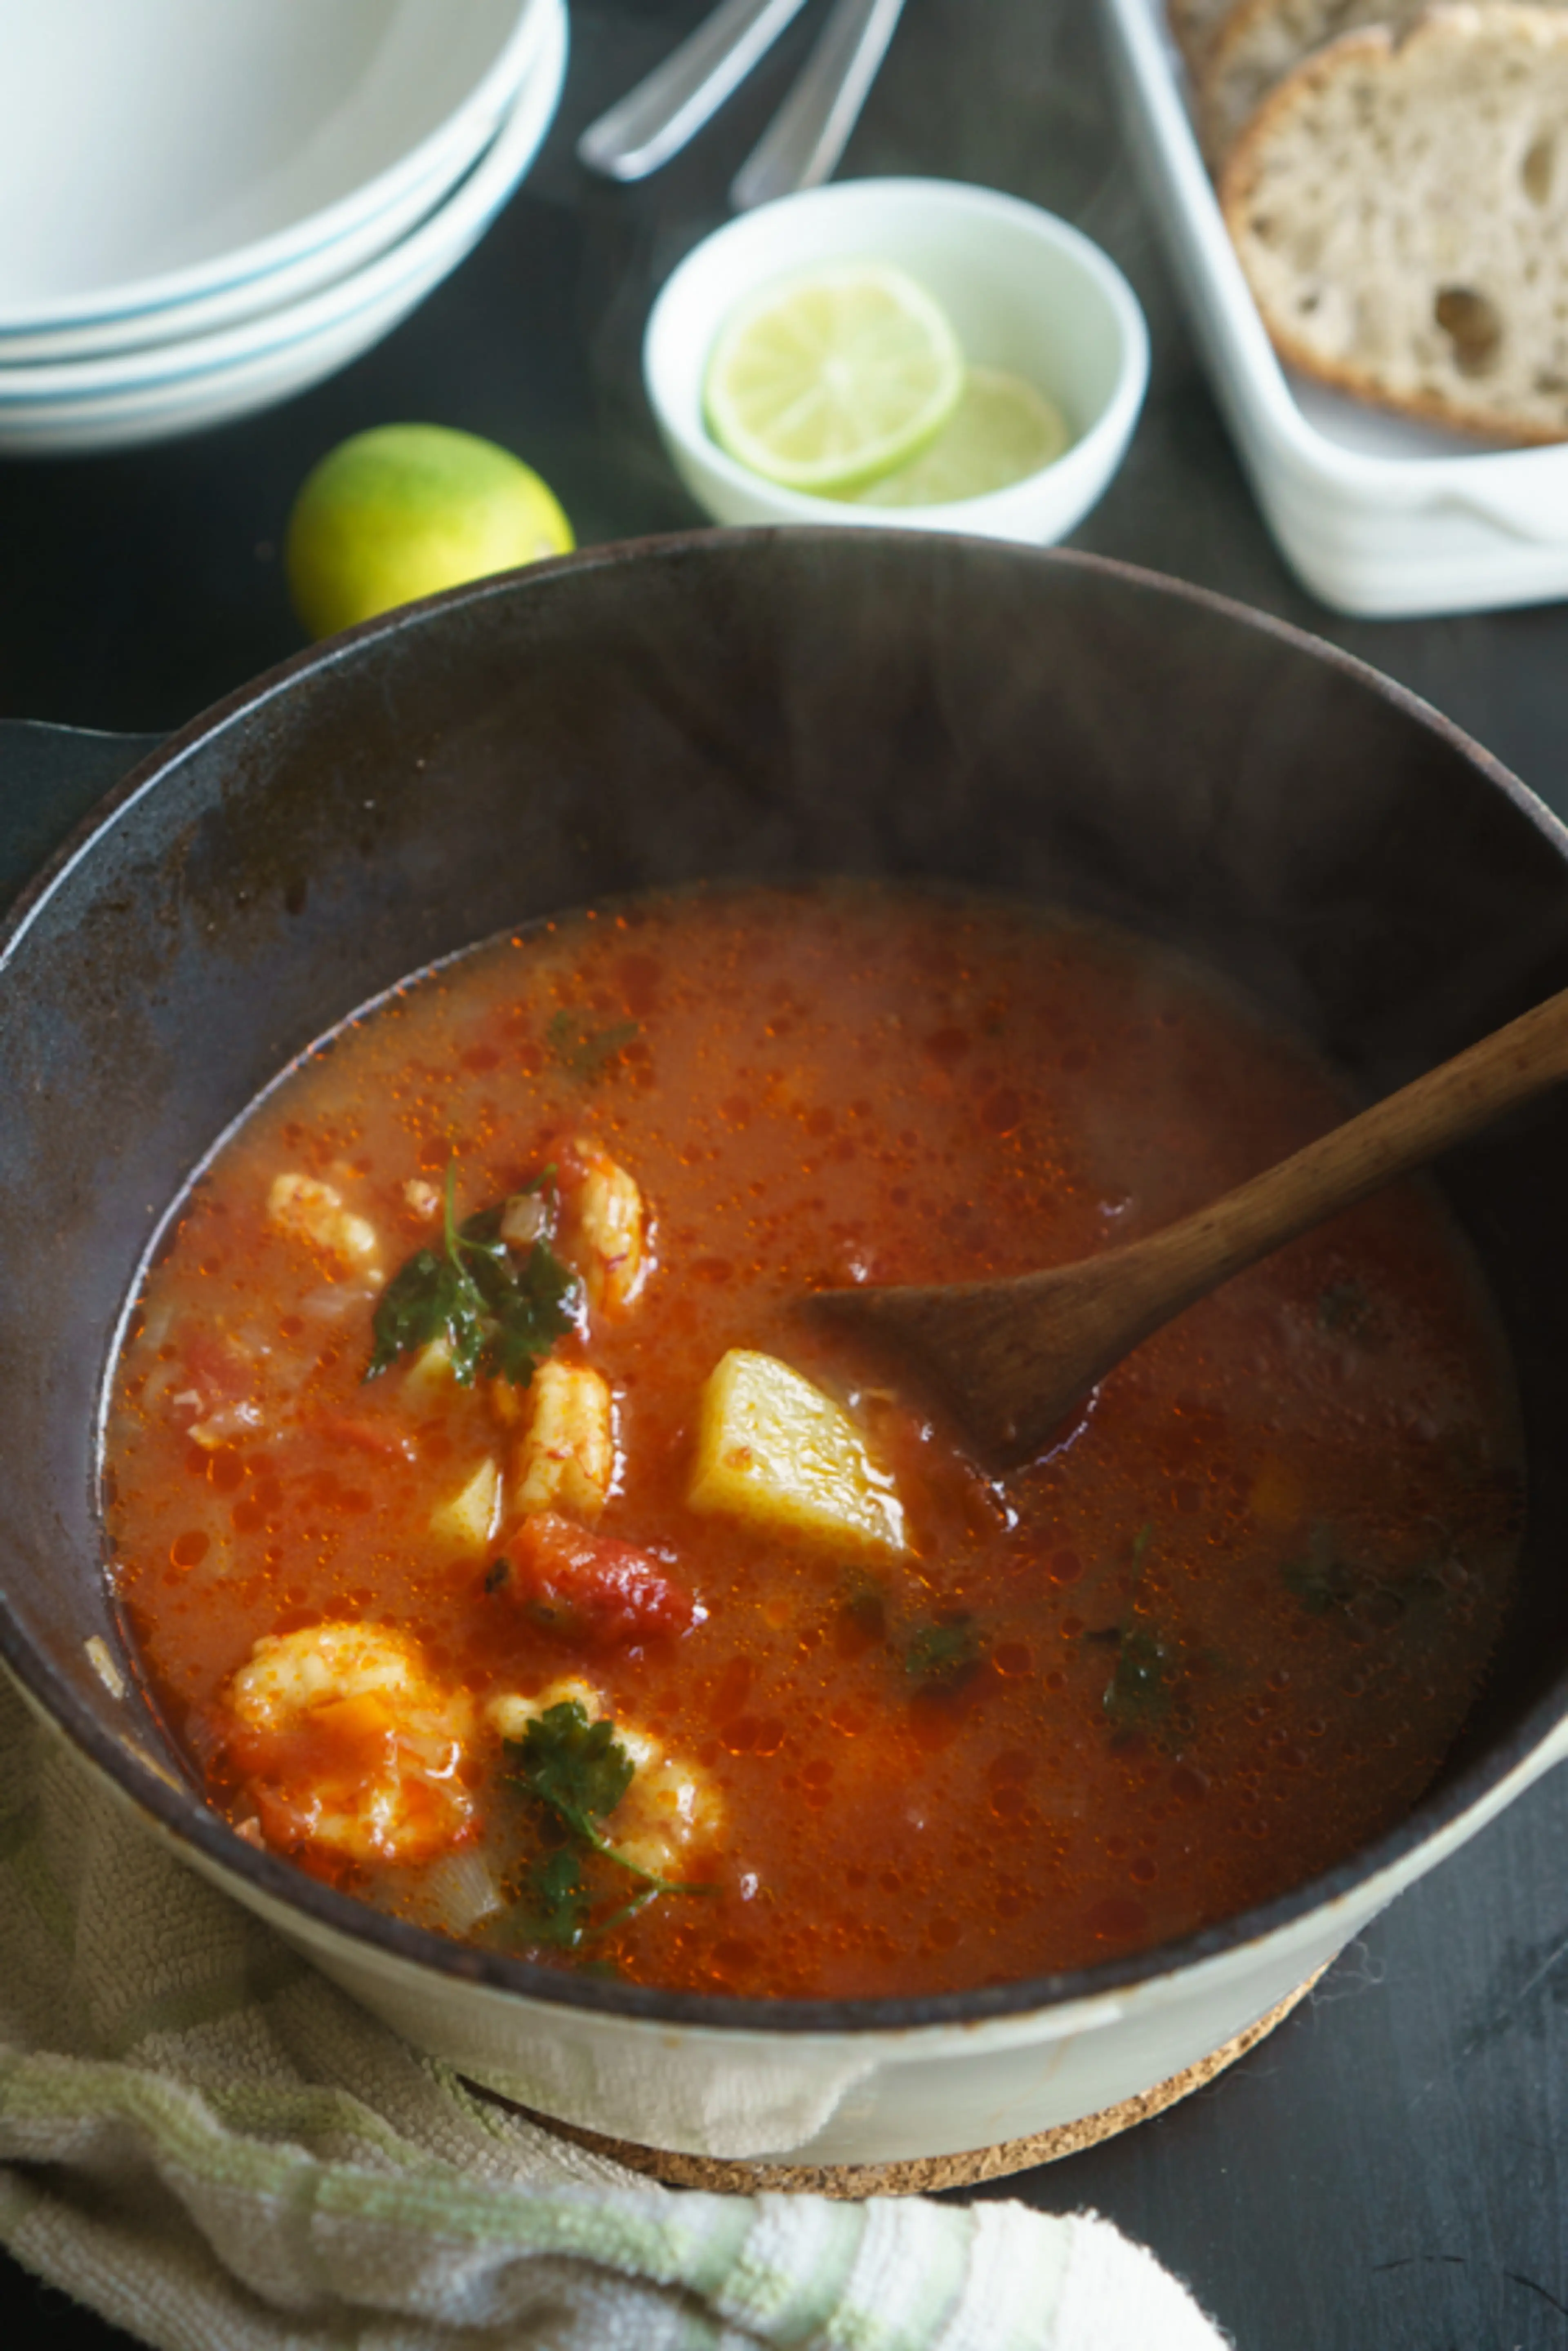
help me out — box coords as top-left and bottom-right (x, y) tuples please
(0, 1671), (1227, 2350)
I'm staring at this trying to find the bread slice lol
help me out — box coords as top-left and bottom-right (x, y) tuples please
(1203, 0), (1568, 161)
(1168, 0), (1246, 71)
(1222, 4), (1568, 443)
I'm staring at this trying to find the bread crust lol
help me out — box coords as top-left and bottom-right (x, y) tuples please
(1198, 0), (1566, 163)
(1168, 0), (1249, 71)
(1221, 4), (1568, 445)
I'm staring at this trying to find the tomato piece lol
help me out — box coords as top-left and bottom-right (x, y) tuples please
(496, 1511), (695, 1647)
(179, 1326), (255, 1407)
(318, 1411), (419, 1462)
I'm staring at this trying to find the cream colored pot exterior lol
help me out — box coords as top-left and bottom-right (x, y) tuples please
(51, 1678), (1568, 2166)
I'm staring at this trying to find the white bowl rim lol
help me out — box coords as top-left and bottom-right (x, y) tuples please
(0, 87), (496, 370)
(644, 175), (1151, 526)
(0, 0), (546, 339)
(0, 0), (565, 415)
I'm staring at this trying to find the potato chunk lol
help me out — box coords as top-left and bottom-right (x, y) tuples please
(402, 1334), (456, 1401)
(513, 1360), (615, 1517)
(429, 1456), (501, 1552)
(688, 1348), (907, 1555)
(267, 1172), (381, 1277)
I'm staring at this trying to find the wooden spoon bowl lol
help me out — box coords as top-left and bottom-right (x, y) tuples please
(808, 982), (1568, 1465)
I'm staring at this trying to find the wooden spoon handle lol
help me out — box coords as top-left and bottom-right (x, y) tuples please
(1120, 981), (1568, 1318)
(808, 981), (1568, 1468)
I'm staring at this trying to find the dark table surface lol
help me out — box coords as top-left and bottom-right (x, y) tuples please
(4, 6), (1568, 2347)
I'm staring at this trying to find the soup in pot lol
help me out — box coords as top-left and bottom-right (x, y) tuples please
(102, 884), (1523, 1999)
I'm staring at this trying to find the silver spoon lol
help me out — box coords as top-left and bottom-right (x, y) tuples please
(731, 0), (908, 210)
(578, 0), (815, 183)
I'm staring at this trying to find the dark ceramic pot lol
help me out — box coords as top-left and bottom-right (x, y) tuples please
(3, 530), (1566, 2168)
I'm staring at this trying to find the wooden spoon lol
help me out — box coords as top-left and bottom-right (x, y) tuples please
(805, 982), (1568, 1467)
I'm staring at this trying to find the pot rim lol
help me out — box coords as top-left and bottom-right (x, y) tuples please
(7, 525), (1566, 2039)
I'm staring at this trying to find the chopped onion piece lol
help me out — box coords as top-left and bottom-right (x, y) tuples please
(418, 1847), (506, 1935)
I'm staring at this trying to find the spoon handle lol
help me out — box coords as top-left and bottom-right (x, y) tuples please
(578, 0), (814, 182)
(1114, 980), (1568, 1321)
(730, 0), (907, 210)
(809, 981), (1568, 1467)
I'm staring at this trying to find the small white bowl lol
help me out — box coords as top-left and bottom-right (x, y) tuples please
(644, 177), (1149, 544)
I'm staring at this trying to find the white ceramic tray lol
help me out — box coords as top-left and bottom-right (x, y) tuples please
(1100, 0), (1568, 616)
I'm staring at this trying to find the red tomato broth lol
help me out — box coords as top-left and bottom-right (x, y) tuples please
(103, 885), (1523, 1999)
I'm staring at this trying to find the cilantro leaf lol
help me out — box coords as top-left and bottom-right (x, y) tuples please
(506, 1699), (714, 1903)
(833, 1569), (888, 1656)
(484, 1235), (580, 1384)
(1103, 1625), (1174, 1735)
(515, 1700), (635, 1844)
(515, 1849), (592, 1949)
(1282, 1521), (1441, 1633)
(365, 1243), (470, 1381)
(548, 1009), (639, 1080)
(1281, 1524), (1360, 1618)
(1096, 1612), (1215, 1751)
(1316, 1280), (1380, 1343)
(904, 1615), (982, 1689)
(365, 1161), (580, 1387)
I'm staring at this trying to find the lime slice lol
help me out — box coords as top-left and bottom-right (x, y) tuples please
(285, 423), (575, 641)
(703, 262), (965, 497)
(856, 367), (1073, 507)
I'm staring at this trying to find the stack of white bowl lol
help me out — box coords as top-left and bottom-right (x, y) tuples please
(0, 0), (568, 457)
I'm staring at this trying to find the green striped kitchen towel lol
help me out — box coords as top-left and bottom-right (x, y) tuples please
(0, 1671), (1224, 2351)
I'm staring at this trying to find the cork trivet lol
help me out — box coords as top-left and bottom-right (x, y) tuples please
(508, 1969), (1324, 2198)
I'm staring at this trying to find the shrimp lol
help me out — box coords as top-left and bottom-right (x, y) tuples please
(513, 1361), (616, 1516)
(267, 1172), (382, 1281)
(566, 1141), (649, 1315)
(221, 1622), (473, 1865)
(486, 1678), (722, 1880)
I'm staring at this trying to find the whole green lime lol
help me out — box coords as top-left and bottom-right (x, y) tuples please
(285, 423), (575, 640)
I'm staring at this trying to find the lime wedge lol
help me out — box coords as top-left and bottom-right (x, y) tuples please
(856, 367), (1072, 507)
(703, 262), (965, 497)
